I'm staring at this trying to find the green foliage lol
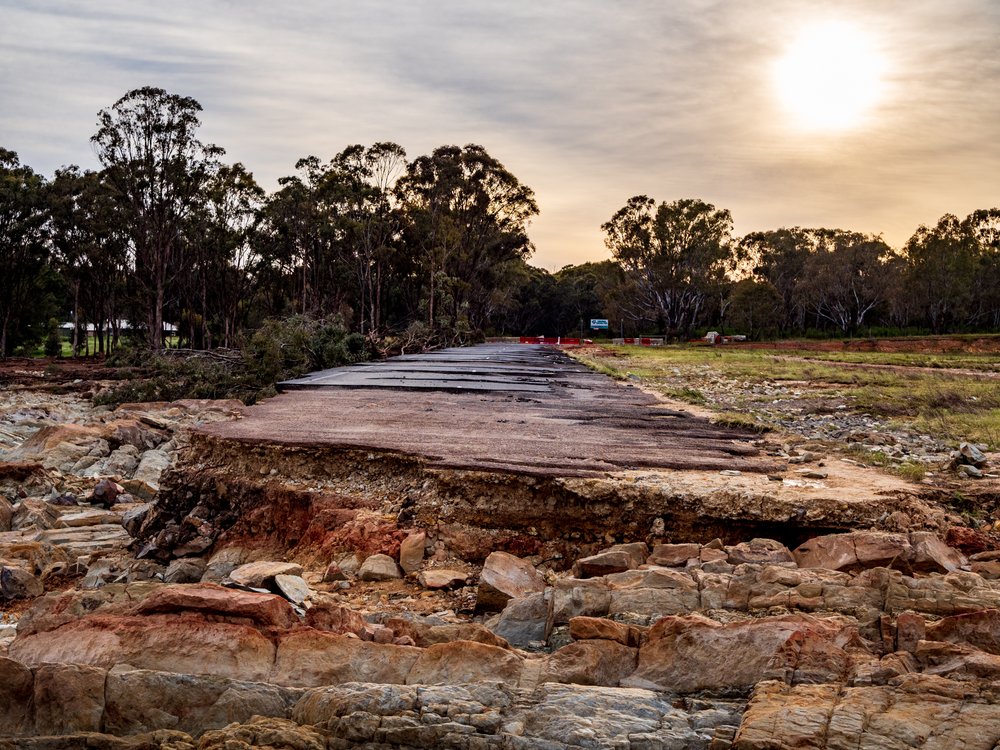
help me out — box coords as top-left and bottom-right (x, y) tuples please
(44, 319), (63, 358)
(97, 316), (368, 406)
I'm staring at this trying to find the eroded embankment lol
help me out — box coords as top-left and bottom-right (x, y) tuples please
(134, 431), (952, 568)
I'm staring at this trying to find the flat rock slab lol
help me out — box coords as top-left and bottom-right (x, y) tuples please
(207, 344), (774, 477)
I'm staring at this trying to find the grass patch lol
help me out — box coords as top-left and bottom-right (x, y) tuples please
(661, 386), (707, 405)
(710, 411), (772, 433)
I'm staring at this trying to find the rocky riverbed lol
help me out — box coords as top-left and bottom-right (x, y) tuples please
(3, 377), (1000, 749)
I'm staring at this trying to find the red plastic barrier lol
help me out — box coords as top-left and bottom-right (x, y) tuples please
(518, 336), (582, 346)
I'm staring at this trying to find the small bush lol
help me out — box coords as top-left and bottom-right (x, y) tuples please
(44, 319), (63, 358)
(96, 315), (370, 406)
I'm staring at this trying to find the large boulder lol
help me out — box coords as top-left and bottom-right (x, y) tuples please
(623, 614), (859, 693)
(358, 553), (402, 582)
(305, 601), (369, 637)
(794, 531), (966, 574)
(228, 560), (304, 588)
(102, 665), (301, 736)
(32, 663), (107, 734)
(540, 639), (638, 687)
(0, 564), (43, 600)
(727, 538), (795, 566)
(9, 614), (277, 682)
(271, 630), (420, 686)
(131, 449), (172, 491)
(491, 590), (553, 647)
(405, 640), (524, 686)
(133, 583), (298, 629)
(552, 577), (611, 623)
(0, 657), (33, 735)
(476, 551), (545, 612)
(398, 530), (426, 574)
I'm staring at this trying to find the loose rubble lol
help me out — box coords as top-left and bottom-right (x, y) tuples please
(2, 367), (1000, 748)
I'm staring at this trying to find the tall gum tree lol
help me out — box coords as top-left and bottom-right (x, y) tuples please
(92, 87), (223, 349)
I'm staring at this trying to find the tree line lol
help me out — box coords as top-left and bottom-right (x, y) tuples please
(2, 86), (999, 358)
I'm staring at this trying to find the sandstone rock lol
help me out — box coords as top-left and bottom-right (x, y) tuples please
(33, 663), (106, 734)
(14, 583), (162, 637)
(624, 614), (858, 693)
(540, 639), (638, 687)
(399, 530), (426, 574)
(726, 538), (795, 566)
(406, 640), (523, 686)
(8, 424), (104, 469)
(552, 577), (611, 623)
(794, 531), (910, 571)
(10, 614), (277, 681)
(198, 717), (325, 750)
(384, 617), (510, 649)
(271, 630), (420, 686)
(569, 616), (644, 647)
(925, 609), (1000, 655)
(132, 449), (172, 490)
(87, 445), (140, 479)
(81, 558), (116, 589)
(305, 601), (369, 636)
(229, 560), (304, 588)
(476, 551), (545, 612)
(102, 665), (301, 737)
(909, 531), (966, 573)
(11, 499), (58, 530)
(0, 657), (33, 734)
(134, 583), (298, 628)
(0, 495), (13, 531)
(163, 557), (206, 584)
(274, 574), (310, 604)
(576, 550), (635, 578)
(358, 553), (402, 581)
(0, 564), (43, 600)
(418, 568), (468, 589)
(647, 542), (698, 565)
(736, 677), (1000, 750)
(57, 508), (122, 528)
(896, 611), (926, 653)
(491, 589), (553, 647)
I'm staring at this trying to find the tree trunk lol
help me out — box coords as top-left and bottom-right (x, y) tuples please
(71, 281), (80, 358)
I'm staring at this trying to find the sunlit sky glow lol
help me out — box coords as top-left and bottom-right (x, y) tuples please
(1, 0), (998, 268)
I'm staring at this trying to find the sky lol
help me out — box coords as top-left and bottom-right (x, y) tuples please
(1, 0), (998, 269)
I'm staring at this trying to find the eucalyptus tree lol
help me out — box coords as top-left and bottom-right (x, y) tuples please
(182, 163), (265, 347)
(0, 149), (50, 357)
(48, 167), (130, 353)
(396, 144), (538, 334)
(92, 87), (223, 349)
(602, 196), (733, 337)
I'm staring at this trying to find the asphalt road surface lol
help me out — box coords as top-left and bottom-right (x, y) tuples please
(204, 344), (772, 476)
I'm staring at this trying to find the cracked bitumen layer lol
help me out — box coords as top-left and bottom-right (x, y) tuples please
(203, 344), (777, 476)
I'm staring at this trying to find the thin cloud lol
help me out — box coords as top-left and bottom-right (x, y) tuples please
(0, 0), (996, 266)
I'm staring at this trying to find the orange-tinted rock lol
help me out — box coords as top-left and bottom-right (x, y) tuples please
(540, 639), (638, 687)
(384, 617), (511, 649)
(625, 614), (860, 693)
(647, 543), (700, 567)
(476, 551), (545, 612)
(0, 657), (33, 735)
(33, 663), (106, 734)
(304, 601), (368, 637)
(925, 609), (1000, 655)
(133, 583), (297, 629)
(569, 616), (645, 647)
(271, 630), (420, 686)
(406, 640), (523, 686)
(9, 614), (276, 682)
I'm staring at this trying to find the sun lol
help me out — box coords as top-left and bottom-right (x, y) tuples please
(773, 21), (887, 132)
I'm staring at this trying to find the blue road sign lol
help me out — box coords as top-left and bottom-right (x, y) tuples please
(590, 319), (609, 329)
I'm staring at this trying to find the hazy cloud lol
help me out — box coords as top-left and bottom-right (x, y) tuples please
(1, 0), (997, 266)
